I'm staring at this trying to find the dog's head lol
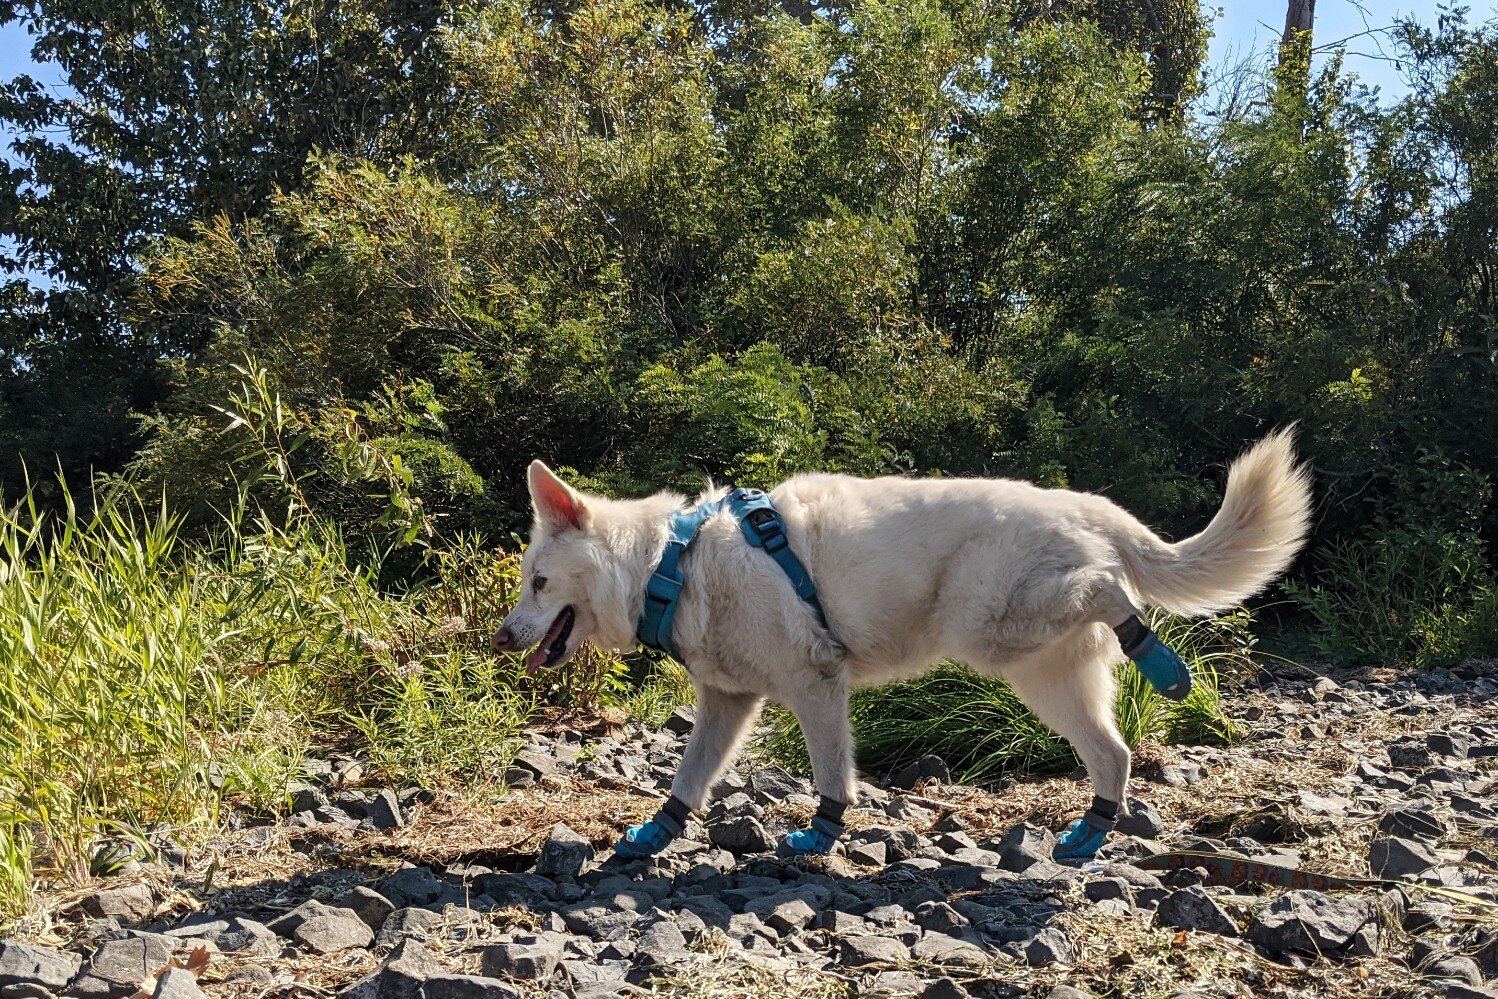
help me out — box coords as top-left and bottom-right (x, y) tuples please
(491, 461), (630, 671)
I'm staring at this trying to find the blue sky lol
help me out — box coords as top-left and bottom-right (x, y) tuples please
(1203, 0), (1425, 104)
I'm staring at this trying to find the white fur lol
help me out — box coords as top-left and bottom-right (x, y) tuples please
(500, 430), (1312, 814)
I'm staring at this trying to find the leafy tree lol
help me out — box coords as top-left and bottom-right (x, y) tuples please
(0, 0), (478, 493)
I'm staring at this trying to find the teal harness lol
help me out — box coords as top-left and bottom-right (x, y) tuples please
(636, 488), (829, 660)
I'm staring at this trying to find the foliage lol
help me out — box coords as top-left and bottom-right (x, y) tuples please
(0, 464), (635, 919)
(758, 611), (1248, 782)
(0, 0), (480, 493)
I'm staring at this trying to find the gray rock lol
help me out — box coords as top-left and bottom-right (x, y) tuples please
(559, 901), (641, 940)
(1045, 987), (1096, 999)
(344, 940), (519, 998)
(336, 886), (397, 931)
(746, 766), (810, 804)
(635, 920), (690, 964)
(291, 785), (328, 813)
(363, 789), (404, 830)
(0, 941), (83, 991)
(1425, 955), (1483, 985)
(1428, 732), (1473, 759)
(839, 935), (910, 966)
(860, 825), (924, 862)
(847, 841), (888, 866)
(221, 964), (275, 988)
(473, 872), (555, 908)
(79, 884), (156, 926)
(995, 823), (1055, 873)
(1116, 800), (1165, 839)
(266, 899), (348, 936)
(1370, 836), (1440, 879)
(1247, 890), (1379, 956)
(536, 823), (593, 879)
(763, 898), (816, 934)
(1159, 763), (1204, 787)
(1083, 877), (1131, 904)
(292, 909), (374, 954)
(914, 901), (967, 936)
(888, 797), (937, 825)
(1156, 887), (1238, 937)
(380, 866), (443, 908)
(892, 755), (951, 790)
(480, 933), (565, 980)
(3, 984), (61, 999)
(1379, 806), (1448, 842)
(1388, 743), (1435, 771)
(663, 706), (695, 735)
(506, 749), (562, 787)
(374, 907), (445, 949)
(201, 916), (281, 957)
(725, 912), (771, 946)
(922, 980), (972, 999)
(151, 968), (206, 999)
(68, 935), (173, 999)
(1018, 927), (1073, 966)
(1445, 986), (1498, 999)
(1101, 863), (1165, 890)
(562, 958), (630, 986)
(707, 815), (774, 854)
(910, 934), (990, 967)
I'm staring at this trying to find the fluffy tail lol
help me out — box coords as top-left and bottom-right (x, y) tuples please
(1121, 428), (1314, 617)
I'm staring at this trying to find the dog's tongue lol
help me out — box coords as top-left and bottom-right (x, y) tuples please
(525, 647), (550, 670)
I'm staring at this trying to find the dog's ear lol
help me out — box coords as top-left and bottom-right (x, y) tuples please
(528, 460), (589, 533)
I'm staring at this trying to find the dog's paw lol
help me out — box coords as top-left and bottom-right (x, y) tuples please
(1052, 816), (1110, 863)
(777, 827), (836, 857)
(1132, 641), (1193, 702)
(615, 819), (674, 858)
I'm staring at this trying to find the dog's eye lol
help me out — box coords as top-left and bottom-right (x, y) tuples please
(533, 576), (547, 593)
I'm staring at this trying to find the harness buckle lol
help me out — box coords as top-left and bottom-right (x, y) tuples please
(743, 508), (788, 553)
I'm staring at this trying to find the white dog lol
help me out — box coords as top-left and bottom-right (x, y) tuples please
(493, 431), (1312, 861)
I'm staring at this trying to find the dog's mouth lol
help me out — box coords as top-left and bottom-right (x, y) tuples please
(526, 606), (576, 670)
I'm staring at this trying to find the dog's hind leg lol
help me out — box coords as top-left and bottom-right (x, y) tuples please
(777, 674), (856, 857)
(992, 626), (1132, 863)
(616, 686), (761, 859)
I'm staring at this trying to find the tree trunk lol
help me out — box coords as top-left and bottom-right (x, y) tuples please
(1280, 0), (1316, 55)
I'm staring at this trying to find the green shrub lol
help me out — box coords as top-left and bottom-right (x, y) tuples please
(1286, 458), (1498, 665)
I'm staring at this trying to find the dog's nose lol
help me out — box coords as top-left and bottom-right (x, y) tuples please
(491, 627), (518, 652)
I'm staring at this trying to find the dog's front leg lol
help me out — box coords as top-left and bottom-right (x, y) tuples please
(615, 686), (762, 858)
(777, 674), (856, 857)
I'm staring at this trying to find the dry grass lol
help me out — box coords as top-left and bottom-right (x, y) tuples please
(648, 929), (850, 998)
(346, 777), (657, 870)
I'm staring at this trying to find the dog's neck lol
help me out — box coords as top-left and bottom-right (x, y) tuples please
(587, 489), (690, 650)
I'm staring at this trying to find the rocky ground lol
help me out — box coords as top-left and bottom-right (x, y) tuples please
(5, 661), (1498, 999)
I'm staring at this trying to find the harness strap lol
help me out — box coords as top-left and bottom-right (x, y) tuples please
(635, 487), (830, 659)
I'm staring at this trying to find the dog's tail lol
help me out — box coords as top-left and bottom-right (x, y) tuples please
(1118, 428), (1313, 618)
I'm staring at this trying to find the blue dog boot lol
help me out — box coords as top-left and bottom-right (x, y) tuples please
(1115, 616), (1192, 701)
(615, 796), (688, 859)
(778, 795), (847, 858)
(1053, 800), (1118, 864)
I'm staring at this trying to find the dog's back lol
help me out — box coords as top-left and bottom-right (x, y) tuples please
(765, 429), (1312, 682)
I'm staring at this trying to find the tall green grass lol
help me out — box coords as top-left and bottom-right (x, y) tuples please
(758, 611), (1250, 784)
(0, 481), (553, 919)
